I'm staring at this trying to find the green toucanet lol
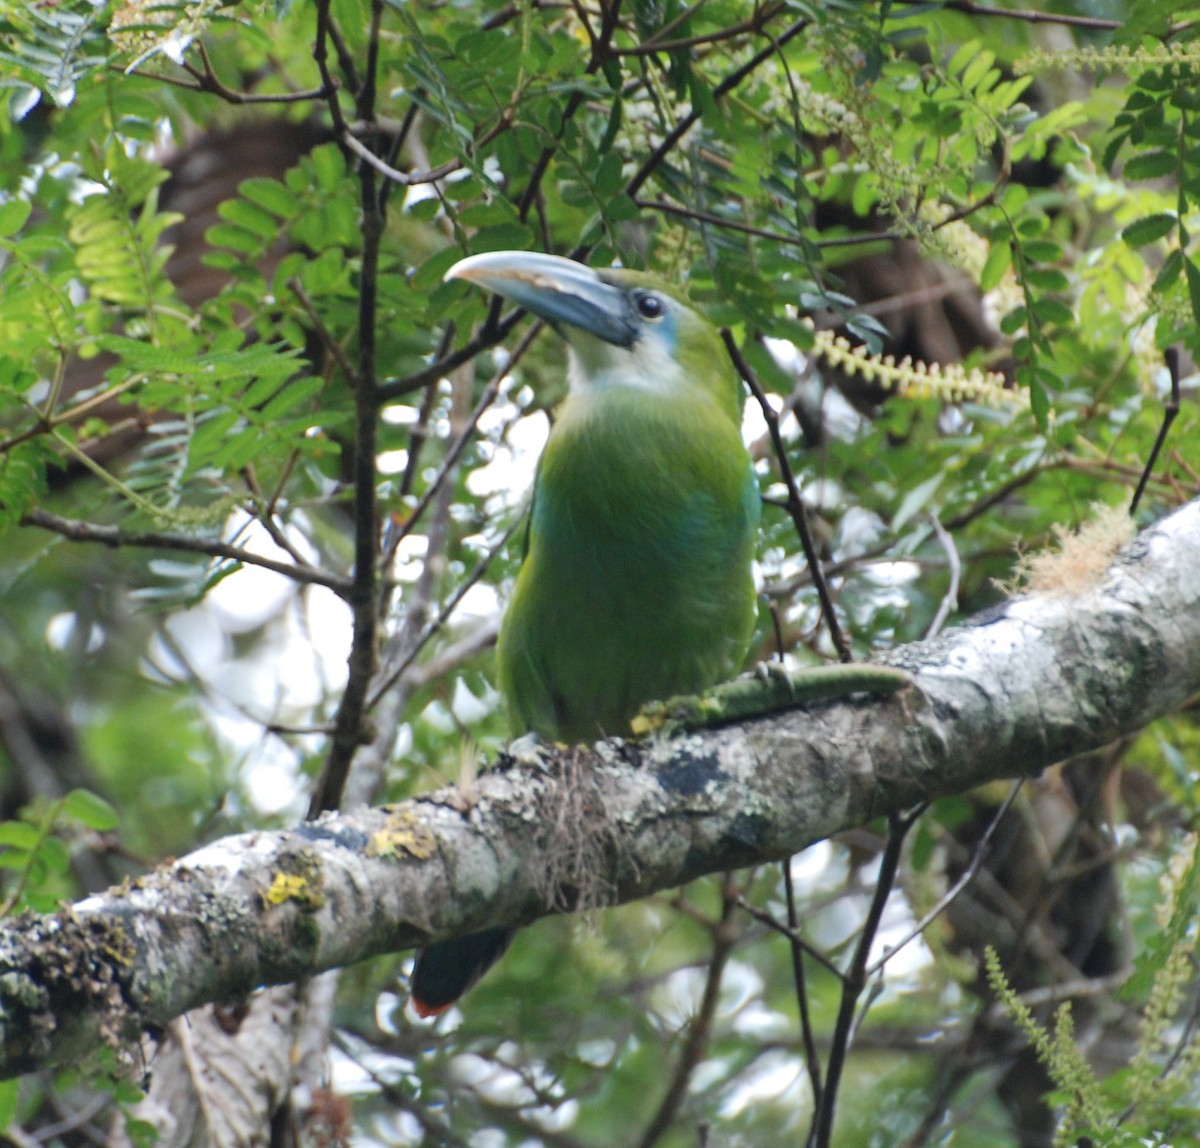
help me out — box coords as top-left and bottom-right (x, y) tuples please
(410, 251), (760, 1017)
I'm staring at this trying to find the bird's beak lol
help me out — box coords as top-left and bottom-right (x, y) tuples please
(445, 251), (637, 348)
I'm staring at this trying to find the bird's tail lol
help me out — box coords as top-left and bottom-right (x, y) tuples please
(410, 927), (516, 1017)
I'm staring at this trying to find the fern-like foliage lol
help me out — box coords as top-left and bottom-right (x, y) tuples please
(0, 1), (109, 116)
(987, 833), (1200, 1148)
(67, 146), (183, 319)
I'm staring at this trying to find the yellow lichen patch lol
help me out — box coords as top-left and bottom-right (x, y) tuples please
(367, 809), (437, 861)
(261, 851), (325, 910)
(265, 872), (311, 906)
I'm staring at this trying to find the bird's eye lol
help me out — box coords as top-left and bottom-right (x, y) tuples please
(635, 293), (665, 321)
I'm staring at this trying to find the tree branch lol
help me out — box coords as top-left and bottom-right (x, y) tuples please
(1, 496), (1199, 1079)
(21, 508), (353, 596)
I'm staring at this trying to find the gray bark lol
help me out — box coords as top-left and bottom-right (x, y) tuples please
(0, 495), (1197, 1080)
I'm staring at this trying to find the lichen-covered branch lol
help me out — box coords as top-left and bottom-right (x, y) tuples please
(1, 497), (1198, 1079)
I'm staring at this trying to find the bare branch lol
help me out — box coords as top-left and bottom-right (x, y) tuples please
(1, 495), (1199, 1079)
(21, 508), (352, 595)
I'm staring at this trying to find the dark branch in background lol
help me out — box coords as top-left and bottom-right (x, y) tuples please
(21, 509), (353, 595)
(637, 196), (815, 248)
(377, 101), (420, 213)
(896, 0), (1123, 30)
(179, 40), (334, 105)
(309, 0), (385, 817)
(636, 875), (741, 1148)
(290, 276), (360, 388)
(241, 460), (314, 571)
(1130, 346), (1181, 517)
(721, 329), (852, 662)
(810, 809), (922, 1148)
(867, 781), (1021, 980)
(396, 326), (452, 506)
(310, 0), (352, 155)
(785, 859), (825, 1121)
(376, 311), (524, 403)
(398, 369), (441, 499)
(624, 17), (809, 201)
(387, 321), (541, 556)
(615, 2), (785, 55)
(368, 515), (520, 710)
(517, 0), (624, 224)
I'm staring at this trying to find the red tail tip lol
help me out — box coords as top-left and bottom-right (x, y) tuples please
(411, 997), (454, 1019)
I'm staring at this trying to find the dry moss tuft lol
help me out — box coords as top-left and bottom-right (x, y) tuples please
(1009, 504), (1135, 598)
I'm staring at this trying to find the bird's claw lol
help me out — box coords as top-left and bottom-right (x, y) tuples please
(754, 660), (797, 698)
(506, 731), (557, 771)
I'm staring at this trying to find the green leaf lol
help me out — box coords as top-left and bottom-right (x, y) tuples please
(1032, 298), (1074, 326)
(63, 788), (119, 831)
(468, 223), (534, 253)
(593, 151), (624, 198)
(1024, 268), (1069, 293)
(980, 240), (1012, 292)
(38, 836), (69, 875)
(0, 822), (38, 849)
(1124, 150), (1177, 181)
(1154, 248), (1183, 290)
(1121, 213), (1177, 246)
(407, 197), (440, 222)
(0, 199), (31, 238)
(1185, 258), (1200, 324)
(1021, 240), (1061, 264)
(457, 200), (518, 227)
(412, 247), (464, 291)
(892, 471), (943, 531)
(238, 177), (300, 218)
(218, 197), (282, 239)
(604, 194), (638, 222)
(999, 306), (1027, 336)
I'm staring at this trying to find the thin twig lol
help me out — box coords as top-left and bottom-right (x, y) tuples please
(625, 17), (810, 200)
(367, 515), (522, 709)
(341, 113), (513, 188)
(389, 322), (541, 552)
(810, 809), (922, 1148)
(736, 898), (843, 979)
(784, 859), (824, 1116)
(615, 2), (784, 55)
(924, 513), (961, 639)
(21, 508), (351, 594)
(376, 311), (524, 404)
(1130, 346), (1181, 517)
(721, 329), (851, 662)
(635, 874), (741, 1148)
(241, 463), (314, 569)
(894, 0), (1123, 30)
(866, 782), (1022, 979)
(290, 277), (359, 388)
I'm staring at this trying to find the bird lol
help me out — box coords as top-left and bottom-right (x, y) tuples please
(410, 250), (760, 1017)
